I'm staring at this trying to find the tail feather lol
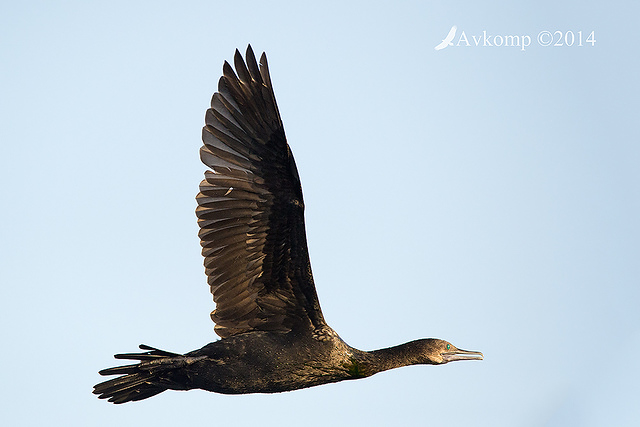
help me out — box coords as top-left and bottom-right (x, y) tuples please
(94, 344), (201, 404)
(114, 344), (182, 360)
(94, 373), (165, 404)
(98, 363), (139, 376)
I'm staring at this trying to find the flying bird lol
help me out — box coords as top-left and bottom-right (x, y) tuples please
(93, 46), (483, 404)
(435, 25), (457, 50)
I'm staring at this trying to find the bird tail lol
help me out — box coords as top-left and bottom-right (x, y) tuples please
(93, 344), (202, 404)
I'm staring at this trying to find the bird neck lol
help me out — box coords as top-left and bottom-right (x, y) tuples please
(354, 340), (433, 376)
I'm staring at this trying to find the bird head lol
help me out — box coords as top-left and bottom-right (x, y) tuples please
(418, 339), (483, 365)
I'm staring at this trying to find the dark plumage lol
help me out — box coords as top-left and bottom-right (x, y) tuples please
(93, 46), (483, 404)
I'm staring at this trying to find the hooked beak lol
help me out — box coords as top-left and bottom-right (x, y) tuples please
(441, 348), (484, 363)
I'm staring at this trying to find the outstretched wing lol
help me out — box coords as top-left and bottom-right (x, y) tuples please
(445, 26), (457, 43)
(197, 46), (326, 338)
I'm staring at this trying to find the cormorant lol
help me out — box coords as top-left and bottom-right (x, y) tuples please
(93, 46), (483, 404)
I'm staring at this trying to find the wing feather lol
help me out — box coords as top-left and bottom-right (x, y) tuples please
(197, 46), (326, 338)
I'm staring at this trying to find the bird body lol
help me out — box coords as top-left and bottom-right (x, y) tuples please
(102, 330), (355, 398)
(93, 46), (482, 404)
(96, 329), (474, 402)
(187, 329), (356, 394)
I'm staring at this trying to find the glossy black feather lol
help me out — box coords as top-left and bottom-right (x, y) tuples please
(197, 45), (324, 338)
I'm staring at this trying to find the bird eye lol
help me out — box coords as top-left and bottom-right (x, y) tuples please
(446, 344), (451, 350)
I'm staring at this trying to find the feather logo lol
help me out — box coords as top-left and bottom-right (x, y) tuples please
(435, 26), (457, 50)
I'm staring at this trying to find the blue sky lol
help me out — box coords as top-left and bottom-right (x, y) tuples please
(1, 1), (639, 426)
